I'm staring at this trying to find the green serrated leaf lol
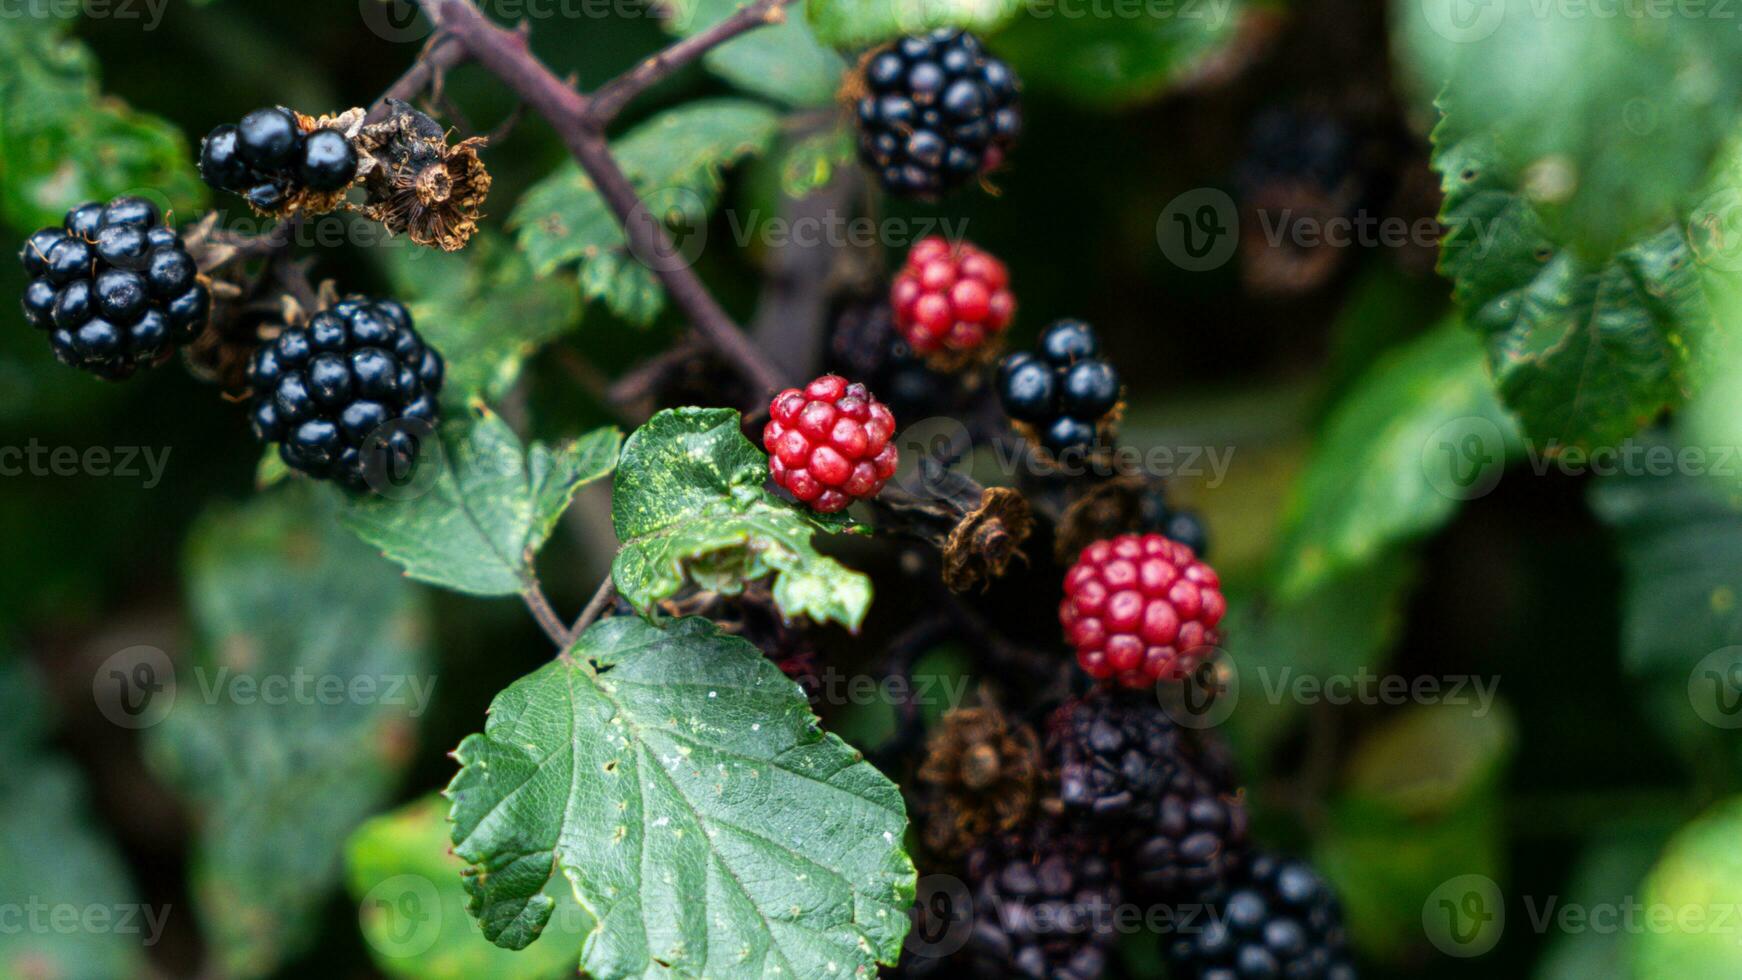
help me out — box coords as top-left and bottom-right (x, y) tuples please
(665, 0), (846, 106)
(346, 795), (593, 980)
(147, 488), (432, 979)
(512, 100), (781, 326)
(382, 234), (583, 406)
(447, 615), (915, 978)
(991, 2), (1239, 108)
(1435, 123), (1718, 452)
(1272, 322), (1521, 599)
(806, 0), (1020, 46)
(0, 11), (204, 232)
(611, 408), (871, 631)
(343, 408), (620, 598)
(1399, 2), (1742, 254)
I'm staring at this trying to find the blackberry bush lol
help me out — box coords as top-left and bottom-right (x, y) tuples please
(247, 297), (444, 490)
(18, 196), (209, 380)
(854, 29), (1021, 197)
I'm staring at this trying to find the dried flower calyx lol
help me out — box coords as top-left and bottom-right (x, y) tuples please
(916, 704), (1041, 857)
(354, 100), (491, 252)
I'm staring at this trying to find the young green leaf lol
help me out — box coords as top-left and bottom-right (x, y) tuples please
(381, 235), (584, 407)
(611, 408), (871, 631)
(148, 488), (433, 979)
(805, 0), (1022, 46)
(663, 0), (847, 107)
(447, 615), (916, 978)
(346, 796), (593, 980)
(1436, 124), (1718, 452)
(512, 100), (782, 326)
(0, 10), (205, 230)
(1271, 322), (1521, 600)
(342, 407), (620, 597)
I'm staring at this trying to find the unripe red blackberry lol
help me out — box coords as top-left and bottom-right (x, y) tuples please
(1060, 533), (1226, 688)
(891, 236), (1015, 361)
(762, 375), (899, 514)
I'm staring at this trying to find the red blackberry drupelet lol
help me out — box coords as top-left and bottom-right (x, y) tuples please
(1060, 533), (1226, 688)
(763, 375), (899, 514)
(891, 236), (1016, 358)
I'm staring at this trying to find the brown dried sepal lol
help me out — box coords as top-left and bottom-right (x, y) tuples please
(941, 486), (1033, 593)
(920, 336), (1005, 375)
(354, 100), (491, 252)
(916, 704), (1041, 858)
(1052, 473), (1151, 565)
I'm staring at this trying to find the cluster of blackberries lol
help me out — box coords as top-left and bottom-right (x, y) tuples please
(247, 297), (443, 490)
(855, 29), (1020, 197)
(1167, 852), (1357, 979)
(997, 320), (1121, 457)
(200, 107), (359, 212)
(19, 197), (209, 380)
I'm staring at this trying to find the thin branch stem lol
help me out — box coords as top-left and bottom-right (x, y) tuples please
(521, 584), (574, 649)
(569, 576), (618, 639)
(367, 34), (472, 123)
(415, 0), (787, 399)
(585, 0), (796, 126)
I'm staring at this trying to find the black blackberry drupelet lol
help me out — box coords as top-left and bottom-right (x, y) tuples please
(200, 107), (360, 211)
(855, 29), (1020, 197)
(997, 320), (1120, 458)
(18, 196), (209, 380)
(247, 297), (444, 490)
(1166, 851), (1357, 980)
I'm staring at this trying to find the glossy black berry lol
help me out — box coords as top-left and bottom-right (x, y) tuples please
(247, 296), (446, 490)
(64, 203), (104, 239)
(94, 269), (149, 324)
(199, 124), (250, 190)
(205, 108), (361, 212)
(997, 353), (1056, 423)
(22, 278), (58, 329)
(1039, 319), (1098, 366)
(20, 229), (64, 277)
(854, 29), (1020, 197)
(300, 129), (359, 192)
(16, 196), (209, 378)
(1059, 360), (1119, 419)
(997, 320), (1121, 457)
(95, 224), (150, 270)
(101, 196), (159, 230)
(237, 107), (300, 169)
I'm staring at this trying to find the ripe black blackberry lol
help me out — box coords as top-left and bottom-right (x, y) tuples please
(855, 29), (1020, 197)
(959, 829), (1119, 980)
(200, 107), (360, 213)
(18, 196), (209, 380)
(998, 321), (1121, 459)
(247, 297), (444, 490)
(1166, 852), (1357, 980)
